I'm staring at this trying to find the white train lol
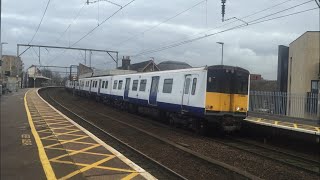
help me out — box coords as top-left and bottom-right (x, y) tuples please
(66, 65), (250, 133)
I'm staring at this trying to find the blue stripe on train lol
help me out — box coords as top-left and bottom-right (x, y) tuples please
(72, 89), (205, 117)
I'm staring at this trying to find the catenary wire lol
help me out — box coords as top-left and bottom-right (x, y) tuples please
(133, 0), (298, 54)
(115, 0), (208, 47)
(28, 0), (52, 44)
(133, 6), (317, 57)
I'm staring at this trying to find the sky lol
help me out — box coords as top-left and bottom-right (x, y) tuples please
(1, 0), (319, 79)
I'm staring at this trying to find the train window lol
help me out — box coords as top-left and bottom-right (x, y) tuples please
(139, 79), (147, 91)
(132, 80), (139, 91)
(163, 79), (173, 93)
(118, 80), (123, 90)
(113, 80), (118, 89)
(102, 81), (105, 88)
(191, 78), (197, 95)
(105, 81), (108, 89)
(184, 78), (191, 94)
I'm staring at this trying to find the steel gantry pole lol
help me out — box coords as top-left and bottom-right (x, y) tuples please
(216, 42), (224, 65)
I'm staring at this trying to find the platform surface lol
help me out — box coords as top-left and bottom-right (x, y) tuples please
(244, 115), (320, 135)
(1, 88), (155, 180)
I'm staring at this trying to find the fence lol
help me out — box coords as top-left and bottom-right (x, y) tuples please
(249, 91), (319, 121)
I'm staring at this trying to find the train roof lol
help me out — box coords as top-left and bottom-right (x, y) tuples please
(79, 65), (249, 80)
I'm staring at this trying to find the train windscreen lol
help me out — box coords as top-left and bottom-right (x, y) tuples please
(207, 66), (249, 95)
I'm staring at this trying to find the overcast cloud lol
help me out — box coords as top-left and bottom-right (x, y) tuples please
(2, 0), (319, 79)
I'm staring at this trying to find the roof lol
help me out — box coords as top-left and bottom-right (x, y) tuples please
(129, 60), (159, 71)
(157, 61), (192, 71)
(119, 60), (160, 72)
(289, 31), (320, 45)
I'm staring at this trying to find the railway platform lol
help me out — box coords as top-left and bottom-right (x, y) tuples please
(244, 112), (320, 136)
(1, 88), (155, 180)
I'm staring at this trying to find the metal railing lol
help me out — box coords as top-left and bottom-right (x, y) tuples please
(249, 91), (319, 121)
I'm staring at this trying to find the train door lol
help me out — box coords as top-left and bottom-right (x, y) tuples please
(182, 75), (192, 111)
(124, 78), (131, 101)
(89, 80), (93, 93)
(149, 76), (160, 106)
(98, 79), (102, 94)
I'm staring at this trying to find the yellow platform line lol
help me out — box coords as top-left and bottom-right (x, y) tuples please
(25, 90), (57, 180)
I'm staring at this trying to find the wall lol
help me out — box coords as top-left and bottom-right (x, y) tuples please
(1, 55), (22, 77)
(287, 31), (320, 119)
(288, 32), (319, 94)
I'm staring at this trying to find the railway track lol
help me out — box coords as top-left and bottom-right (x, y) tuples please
(41, 87), (320, 179)
(41, 88), (259, 180)
(216, 137), (320, 175)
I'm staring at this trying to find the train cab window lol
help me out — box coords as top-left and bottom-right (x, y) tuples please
(139, 79), (147, 91)
(184, 78), (191, 94)
(105, 81), (108, 89)
(163, 79), (173, 93)
(113, 80), (118, 89)
(132, 80), (139, 91)
(102, 81), (105, 88)
(191, 78), (197, 95)
(118, 80), (123, 90)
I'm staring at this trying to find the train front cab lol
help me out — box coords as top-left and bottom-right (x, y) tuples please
(205, 65), (249, 131)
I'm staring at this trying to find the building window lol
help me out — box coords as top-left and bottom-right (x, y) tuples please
(311, 80), (319, 93)
(191, 78), (197, 95)
(163, 79), (173, 93)
(132, 80), (139, 91)
(139, 79), (147, 91)
(113, 80), (118, 89)
(118, 80), (123, 90)
(184, 78), (191, 94)
(105, 81), (108, 89)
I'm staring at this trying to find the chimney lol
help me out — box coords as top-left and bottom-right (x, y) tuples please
(122, 56), (131, 70)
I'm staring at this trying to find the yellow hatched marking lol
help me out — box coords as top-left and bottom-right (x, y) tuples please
(57, 140), (99, 146)
(43, 138), (59, 141)
(50, 158), (136, 173)
(46, 121), (69, 125)
(43, 119), (66, 122)
(293, 124), (298, 129)
(50, 144), (100, 161)
(25, 90), (56, 179)
(41, 129), (81, 140)
(58, 156), (122, 180)
(50, 125), (75, 130)
(45, 136), (89, 148)
(274, 121), (279, 125)
(38, 129), (53, 133)
(315, 127), (320, 132)
(121, 172), (140, 180)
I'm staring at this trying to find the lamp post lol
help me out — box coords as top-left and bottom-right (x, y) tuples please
(216, 42), (224, 65)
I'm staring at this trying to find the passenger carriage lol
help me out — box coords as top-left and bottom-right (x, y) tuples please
(65, 65), (250, 133)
